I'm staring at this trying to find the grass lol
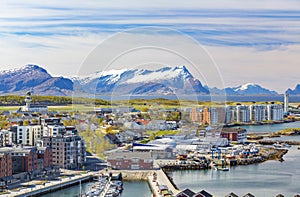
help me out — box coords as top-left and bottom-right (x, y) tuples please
(146, 130), (179, 136)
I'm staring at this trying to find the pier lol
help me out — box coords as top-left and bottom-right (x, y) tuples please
(148, 169), (180, 197)
(1, 171), (95, 197)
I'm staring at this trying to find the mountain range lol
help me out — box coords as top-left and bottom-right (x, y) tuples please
(0, 64), (299, 96)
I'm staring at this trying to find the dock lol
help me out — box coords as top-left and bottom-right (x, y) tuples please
(1, 171), (95, 197)
(148, 169), (180, 197)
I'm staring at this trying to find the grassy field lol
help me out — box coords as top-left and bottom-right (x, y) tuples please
(0, 104), (109, 112)
(0, 100), (296, 112)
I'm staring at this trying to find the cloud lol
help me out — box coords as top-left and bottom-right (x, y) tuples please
(0, 0), (300, 93)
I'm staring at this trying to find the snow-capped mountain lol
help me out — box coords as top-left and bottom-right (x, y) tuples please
(73, 66), (209, 95)
(208, 83), (278, 95)
(0, 64), (73, 96)
(0, 64), (283, 96)
(286, 84), (300, 95)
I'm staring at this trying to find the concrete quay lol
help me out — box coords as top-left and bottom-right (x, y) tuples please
(148, 169), (180, 197)
(1, 171), (95, 197)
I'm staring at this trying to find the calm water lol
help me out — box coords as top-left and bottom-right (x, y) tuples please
(170, 146), (300, 196)
(239, 121), (300, 133)
(40, 181), (152, 197)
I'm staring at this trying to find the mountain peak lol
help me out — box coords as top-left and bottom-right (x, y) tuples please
(286, 84), (300, 95)
(236, 83), (258, 91)
(21, 64), (48, 73)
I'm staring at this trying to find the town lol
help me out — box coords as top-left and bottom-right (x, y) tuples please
(0, 92), (299, 197)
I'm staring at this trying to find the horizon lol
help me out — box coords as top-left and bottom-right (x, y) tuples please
(1, 1), (300, 93)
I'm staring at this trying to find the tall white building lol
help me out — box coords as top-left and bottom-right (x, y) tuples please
(267, 104), (284, 121)
(210, 108), (219, 125)
(15, 125), (42, 146)
(236, 105), (250, 123)
(249, 105), (267, 122)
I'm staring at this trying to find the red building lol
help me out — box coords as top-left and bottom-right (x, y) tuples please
(0, 147), (38, 173)
(107, 152), (153, 170)
(220, 128), (247, 144)
(0, 153), (12, 179)
(37, 146), (52, 168)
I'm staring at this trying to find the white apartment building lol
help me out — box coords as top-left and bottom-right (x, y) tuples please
(43, 125), (66, 137)
(0, 130), (14, 146)
(210, 108), (219, 125)
(16, 125), (42, 146)
(236, 105), (250, 123)
(267, 104), (284, 121)
(249, 105), (267, 122)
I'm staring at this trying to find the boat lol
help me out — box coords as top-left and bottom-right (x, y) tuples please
(282, 143), (291, 148)
(217, 167), (229, 171)
(273, 143), (282, 148)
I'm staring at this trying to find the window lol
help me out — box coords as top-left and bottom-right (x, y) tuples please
(131, 164), (139, 170)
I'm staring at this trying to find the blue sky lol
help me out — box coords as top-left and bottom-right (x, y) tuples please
(1, 0), (300, 93)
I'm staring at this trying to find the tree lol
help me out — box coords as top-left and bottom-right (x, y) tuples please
(149, 133), (156, 141)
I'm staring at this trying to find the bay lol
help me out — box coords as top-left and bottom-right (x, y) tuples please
(170, 146), (300, 196)
(239, 121), (300, 133)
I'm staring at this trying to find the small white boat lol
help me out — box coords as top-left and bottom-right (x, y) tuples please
(217, 167), (229, 171)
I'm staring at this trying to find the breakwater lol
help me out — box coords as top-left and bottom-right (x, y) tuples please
(111, 170), (152, 181)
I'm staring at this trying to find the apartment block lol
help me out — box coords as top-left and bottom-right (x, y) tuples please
(12, 125), (42, 146)
(0, 153), (12, 179)
(43, 135), (86, 169)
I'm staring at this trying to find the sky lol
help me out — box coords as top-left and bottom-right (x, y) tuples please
(1, 0), (300, 93)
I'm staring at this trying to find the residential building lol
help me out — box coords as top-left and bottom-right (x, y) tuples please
(190, 107), (211, 125)
(225, 106), (235, 124)
(267, 104), (284, 121)
(0, 130), (14, 147)
(13, 125), (42, 146)
(43, 135), (86, 169)
(236, 105), (250, 123)
(190, 108), (200, 122)
(0, 153), (12, 179)
(37, 146), (52, 169)
(249, 105), (267, 122)
(0, 147), (37, 174)
(107, 151), (153, 170)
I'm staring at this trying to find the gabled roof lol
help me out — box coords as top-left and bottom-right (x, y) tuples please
(176, 188), (195, 197)
(242, 193), (255, 197)
(225, 192), (239, 197)
(195, 190), (213, 197)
